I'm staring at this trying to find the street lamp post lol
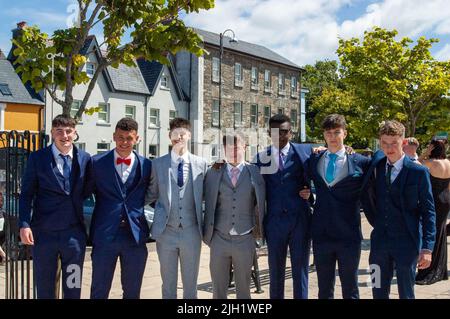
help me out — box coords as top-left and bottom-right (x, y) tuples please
(218, 29), (237, 157)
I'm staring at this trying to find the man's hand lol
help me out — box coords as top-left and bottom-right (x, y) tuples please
(19, 227), (34, 245)
(417, 250), (432, 269)
(299, 187), (311, 200)
(344, 145), (355, 155)
(312, 146), (327, 154)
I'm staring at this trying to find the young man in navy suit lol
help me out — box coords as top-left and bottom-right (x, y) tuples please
(362, 120), (436, 299)
(88, 117), (152, 299)
(19, 114), (91, 299)
(254, 114), (312, 299)
(303, 114), (371, 299)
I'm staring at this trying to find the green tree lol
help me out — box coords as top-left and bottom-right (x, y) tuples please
(11, 0), (214, 120)
(337, 27), (450, 139)
(302, 60), (340, 138)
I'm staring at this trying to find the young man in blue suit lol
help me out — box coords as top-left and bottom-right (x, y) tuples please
(254, 114), (312, 299)
(88, 117), (151, 299)
(304, 114), (371, 299)
(19, 114), (91, 299)
(362, 120), (436, 299)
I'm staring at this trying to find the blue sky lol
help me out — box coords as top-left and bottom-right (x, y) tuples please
(1, 0), (449, 66)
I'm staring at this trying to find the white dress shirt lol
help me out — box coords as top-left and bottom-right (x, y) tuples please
(52, 144), (73, 176)
(386, 154), (406, 184)
(272, 143), (291, 169)
(114, 150), (136, 184)
(323, 147), (347, 182)
(171, 150), (190, 186)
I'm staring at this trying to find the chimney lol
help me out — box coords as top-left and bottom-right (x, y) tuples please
(8, 21), (27, 62)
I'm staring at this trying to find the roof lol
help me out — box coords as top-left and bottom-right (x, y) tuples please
(137, 56), (187, 101)
(0, 58), (44, 105)
(82, 37), (150, 96)
(194, 28), (302, 70)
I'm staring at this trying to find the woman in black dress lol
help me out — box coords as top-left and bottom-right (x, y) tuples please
(416, 140), (450, 285)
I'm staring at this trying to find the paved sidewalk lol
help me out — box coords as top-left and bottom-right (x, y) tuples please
(1, 216), (449, 299)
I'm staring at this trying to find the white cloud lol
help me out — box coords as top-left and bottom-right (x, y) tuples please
(185, 0), (450, 66)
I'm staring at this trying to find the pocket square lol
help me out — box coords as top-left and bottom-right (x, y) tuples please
(352, 171), (362, 177)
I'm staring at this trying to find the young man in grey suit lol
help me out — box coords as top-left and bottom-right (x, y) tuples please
(145, 118), (208, 299)
(203, 132), (266, 299)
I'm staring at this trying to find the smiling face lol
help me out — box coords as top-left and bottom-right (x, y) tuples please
(113, 129), (139, 158)
(51, 126), (76, 153)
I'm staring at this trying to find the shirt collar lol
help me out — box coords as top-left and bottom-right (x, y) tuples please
(171, 150), (190, 164)
(273, 143), (291, 156)
(52, 143), (73, 159)
(227, 162), (245, 174)
(386, 153), (406, 171)
(326, 147), (346, 159)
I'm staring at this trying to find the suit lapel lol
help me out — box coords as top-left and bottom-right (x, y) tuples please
(188, 153), (202, 214)
(314, 151), (328, 188)
(46, 145), (67, 194)
(399, 156), (410, 194)
(163, 154), (172, 208)
(107, 150), (123, 196)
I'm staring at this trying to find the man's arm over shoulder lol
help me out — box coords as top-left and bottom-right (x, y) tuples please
(145, 159), (159, 205)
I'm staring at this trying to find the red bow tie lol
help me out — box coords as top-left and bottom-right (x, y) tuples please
(116, 157), (131, 166)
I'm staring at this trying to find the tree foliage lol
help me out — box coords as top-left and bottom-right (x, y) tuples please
(12, 0), (214, 120)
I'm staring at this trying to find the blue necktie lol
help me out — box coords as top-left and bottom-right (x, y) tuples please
(278, 152), (285, 171)
(325, 153), (338, 183)
(59, 154), (71, 192)
(177, 159), (184, 187)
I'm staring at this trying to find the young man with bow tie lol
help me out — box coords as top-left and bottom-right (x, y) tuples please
(87, 117), (152, 299)
(19, 114), (91, 299)
(145, 118), (208, 299)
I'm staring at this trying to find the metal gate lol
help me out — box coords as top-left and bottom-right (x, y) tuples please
(0, 130), (48, 299)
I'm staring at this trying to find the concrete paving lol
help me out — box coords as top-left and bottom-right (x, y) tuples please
(1, 216), (449, 299)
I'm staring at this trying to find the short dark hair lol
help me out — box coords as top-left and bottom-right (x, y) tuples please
(269, 114), (291, 128)
(430, 140), (447, 160)
(115, 117), (138, 132)
(322, 114), (347, 131)
(222, 131), (246, 146)
(52, 114), (77, 128)
(169, 117), (191, 131)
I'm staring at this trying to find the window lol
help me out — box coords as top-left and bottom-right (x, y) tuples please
(233, 101), (243, 127)
(98, 103), (110, 123)
(278, 73), (285, 93)
(291, 76), (298, 96)
(0, 83), (12, 96)
(291, 109), (298, 131)
(160, 73), (168, 88)
(149, 108), (160, 127)
(278, 108), (284, 115)
(264, 106), (271, 127)
(86, 63), (95, 78)
(169, 110), (177, 122)
(264, 70), (271, 91)
(97, 143), (110, 154)
(74, 143), (85, 151)
(211, 144), (219, 162)
(212, 99), (220, 127)
(212, 57), (220, 83)
(125, 105), (136, 119)
(251, 67), (258, 89)
(234, 63), (243, 86)
(70, 100), (82, 118)
(249, 146), (258, 161)
(250, 104), (258, 127)
(148, 145), (158, 159)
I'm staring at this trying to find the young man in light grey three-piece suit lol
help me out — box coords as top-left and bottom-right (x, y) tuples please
(145, 118), (208, 299)
(203, 132), (266, 299)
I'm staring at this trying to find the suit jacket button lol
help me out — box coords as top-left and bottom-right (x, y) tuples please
(232, 222), (235, 225)
(283, 209), (288, 213)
